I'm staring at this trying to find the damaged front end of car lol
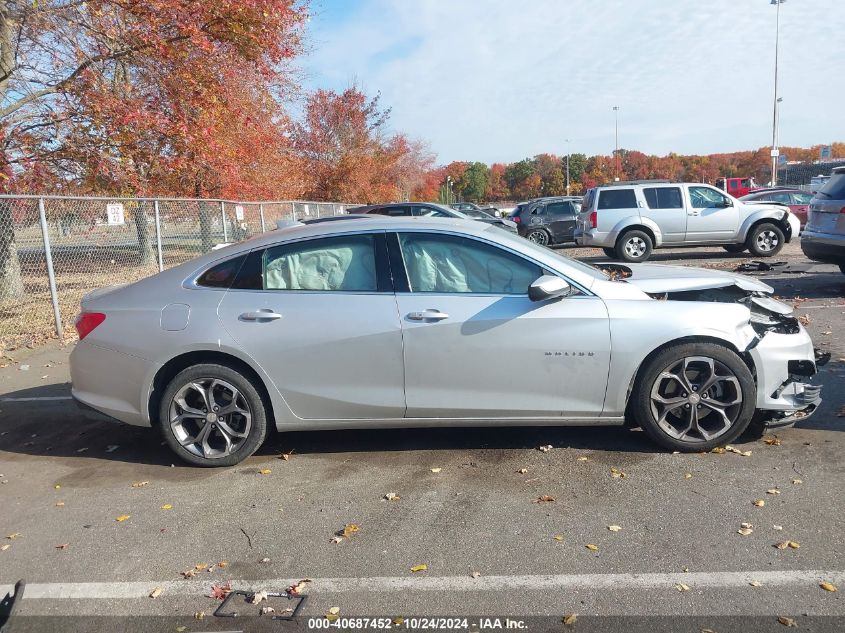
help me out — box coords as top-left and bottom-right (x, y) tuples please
(601, 262), (826, 429)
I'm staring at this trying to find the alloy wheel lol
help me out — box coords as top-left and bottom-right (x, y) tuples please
(527, 230), (549, 245)
(649, 356), (742, 443)
(755, 229), (780, 252)
(624, 236), (647, 259)
(169, 378), (252, 459)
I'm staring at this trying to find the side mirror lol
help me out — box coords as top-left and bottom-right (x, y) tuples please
(720, 198), (733, 208)
(528, 275), (572, 302)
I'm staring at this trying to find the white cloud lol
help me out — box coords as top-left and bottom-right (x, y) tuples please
(305, 0), (845, 163)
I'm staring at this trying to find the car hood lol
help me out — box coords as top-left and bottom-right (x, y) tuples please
(615, 263), (774, 294)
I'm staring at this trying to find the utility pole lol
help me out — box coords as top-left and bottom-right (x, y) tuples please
(612, 106), (620, 181)
(770, 0), (786, 186)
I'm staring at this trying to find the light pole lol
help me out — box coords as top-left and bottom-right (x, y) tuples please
(446, 176), (454, 204)
(770, 0), (786, 186)
(564, 138), (571, 195)
(612, 106), (620, 181)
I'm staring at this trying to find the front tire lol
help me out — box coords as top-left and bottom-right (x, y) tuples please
(526, 229), (551, 246)
(615, 230), (653, 263)
(746, 223), (785, 257)
(159, 363), (268, 467)
(632, 342), (756, 452)
(722, 244), (746, 254)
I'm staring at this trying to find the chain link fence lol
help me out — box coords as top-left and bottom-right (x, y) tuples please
(0, 195), (357, 352)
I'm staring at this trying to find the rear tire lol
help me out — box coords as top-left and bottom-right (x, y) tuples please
(632, 342), (756, 452)
(526, 229), (551, 246)
(722, 244), (746, 254)
(602, 247), (617, 259)
(615, 230), (653, 263)
(746, 223), (785, 257)
(159, 363), (268, 467)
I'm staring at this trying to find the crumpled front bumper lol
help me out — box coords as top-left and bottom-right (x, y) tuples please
(747, 327), (824, 427)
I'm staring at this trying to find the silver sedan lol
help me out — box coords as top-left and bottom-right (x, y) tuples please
(70, 217), (822, 466)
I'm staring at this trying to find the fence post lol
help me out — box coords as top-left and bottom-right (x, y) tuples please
(154, 200), (164, 273)
(38, 197), (64, 342)
(220, 201), (228, 242)
(259, 203), (266, 233)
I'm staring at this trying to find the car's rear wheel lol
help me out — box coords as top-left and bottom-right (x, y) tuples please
(526, 229), (550, 246)
(615, 230), (653, 263)
(722, 244), (746, 254)
(632, 342), (756, 452)
(602, 247), (616, 259)
(746, 223), (785, 257)
(159, 363), (267, 467)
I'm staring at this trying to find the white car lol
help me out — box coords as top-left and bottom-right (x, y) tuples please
(70, 217), (822, 466)
(575, 180), (801, 262)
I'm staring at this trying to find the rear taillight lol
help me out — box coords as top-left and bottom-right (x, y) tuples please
(75, 312), (106, 340)
(512, 216), (520, 223)
(840, 206), (845, 214)
(589, 211), (598, 229)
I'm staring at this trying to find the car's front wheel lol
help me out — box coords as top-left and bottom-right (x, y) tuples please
(159, 363), (268, 467)
(526, 229), (551, 246)
(632, 342), (756, 452)
(746, 223), (785, 257)
(615, 230), (653, 263)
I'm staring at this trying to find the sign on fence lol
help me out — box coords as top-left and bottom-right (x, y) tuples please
(235, 205), (245, 220)
(106, 203), (125, 225)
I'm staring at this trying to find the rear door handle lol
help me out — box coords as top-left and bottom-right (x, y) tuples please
(240, 309), (282, 321)
(688, 211), (700, 216)
(407, 309), (449, 322)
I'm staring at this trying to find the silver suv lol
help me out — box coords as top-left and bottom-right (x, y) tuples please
(575, 180), (800, 263)
(801, 166), (845, 275)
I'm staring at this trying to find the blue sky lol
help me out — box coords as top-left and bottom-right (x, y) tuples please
(303, 0), (845, 165)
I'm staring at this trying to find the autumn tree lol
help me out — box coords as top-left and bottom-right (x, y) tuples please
(485, 163), (510, 201)
(458, 162), (489, 202)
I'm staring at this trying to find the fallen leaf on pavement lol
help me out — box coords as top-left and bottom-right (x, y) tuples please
(330, 536), (343, 544)
(516, 468), (528, 474)
(797, 314), (811, 326)
(114, 515), (130, 522)
(737, 528), (753, 536)
(820, 582), (837, 592)
(577, 456), (589, 462)
(607, 525), (622, 532)
(208, 582), (231, 600)
(538, 445), (553, 453)
(176, 627), (186, 632)
(180, 569), (196, 579)
(610, 467), (626, 478)
(6, 533), (20, 540)
(676, 583), (690, 592)
(585, 544), (599, 551)
(773, 525), (783, 530)
(471, 571), (481, 578)
(741, 522), (753, 529)
(562, 613), (577, 626)
(149, 587), (162, 599)
(326, 607), (340, 622)
(259, 557), (271, 563)
(711, 447), (726, 454)
(383, 492), (400, 501)
(430, 468), (442, 473)
(160, 504), (173, 510)
(278, 450), (294, 461)
(535, 495), (555, 503)
(767, 488), (781, 495)
(753, 499), (766, 507)
(777, 616), (797, 627)
(0, 544), (10, 551)
(726, 446), (752, 457)
(260, 606), (276, 615)
(749, 580), (763, 587)
(286, 579), (312, 596)
(791, 479), (802, 485)
(54, 484), (60, 489)
(55, 501), (64, 507)
(217, 561), (227, 568)
(341, 524), (359, 538)
(553, 534), (565, 541)
(763, 435), (782, 446)
(131, 481), (148, 488)
(410, 564), (428, 572)
(684, 473), (692, 479)
(257, 469), (272, 475)
(194, 563), (209, 571)
(55, 543), (68, 550)
(774, 541), (800, 550)
(194, 612), (204, 620)
(248, 590), (268, 604)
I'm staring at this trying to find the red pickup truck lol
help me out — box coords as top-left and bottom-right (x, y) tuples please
(716, 177), (760, 198)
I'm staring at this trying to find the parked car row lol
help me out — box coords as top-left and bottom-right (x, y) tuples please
(801, 166), (845, 275)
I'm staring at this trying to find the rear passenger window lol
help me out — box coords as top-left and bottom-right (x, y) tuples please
(597, 189), (637, 210)
(643, 187), (683, 209)
(196, 255), (246, 289)
(546, 202), (574, 215)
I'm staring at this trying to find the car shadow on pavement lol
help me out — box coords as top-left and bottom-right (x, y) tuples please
(764, 272), (845, 300)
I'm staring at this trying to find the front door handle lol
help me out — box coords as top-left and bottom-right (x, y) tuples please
(688, 210), (700, 216)
(407, 309), (449, 322)
(240, 309), (282, 321)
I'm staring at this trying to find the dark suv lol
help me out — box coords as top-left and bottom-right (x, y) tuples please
(350, 202), (517, 233)
(510, 196), (582, 246)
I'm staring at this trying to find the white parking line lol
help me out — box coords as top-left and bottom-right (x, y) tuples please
(4, 570), (844, 600)
(0, 396), (73, 402)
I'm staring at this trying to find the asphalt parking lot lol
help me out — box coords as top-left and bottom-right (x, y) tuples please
(1, 240), (843, 631)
